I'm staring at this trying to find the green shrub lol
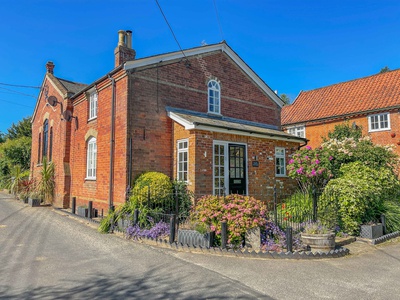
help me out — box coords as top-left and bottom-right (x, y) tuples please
(190, 194), (267, 246)
(278, 191), (313, 223)
(383, 200), (400, 233)
(320, 162), (399, 235)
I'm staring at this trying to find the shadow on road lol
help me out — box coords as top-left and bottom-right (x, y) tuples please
(0, 267), (270, 299)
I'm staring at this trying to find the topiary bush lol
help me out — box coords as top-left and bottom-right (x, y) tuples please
(190, 194), (267, 246)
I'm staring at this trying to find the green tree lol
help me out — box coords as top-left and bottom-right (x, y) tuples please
(6, 116), (32, 140)
(0, 136), (32, 170)
(0, 131), (4, 143)
(280, 94), (291, 105)
(324, 122), (362, 142)
(379, 66), (390, 73)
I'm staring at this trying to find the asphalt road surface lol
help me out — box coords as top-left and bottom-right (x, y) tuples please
(1, 192), (400, 299)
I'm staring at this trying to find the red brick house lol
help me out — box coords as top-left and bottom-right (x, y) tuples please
(282, 69), (400, 156)
(31, 30), (305, 210)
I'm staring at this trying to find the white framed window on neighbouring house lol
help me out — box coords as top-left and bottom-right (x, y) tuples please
(86, 137), (97, 179)
(89, 91), (98, 120)
(288, 125), (305, 138)
(208, 80), (221, 114)
(368, 113), (390, 132)
(275, 147), (286, 176)
(177, 139), (188, 182)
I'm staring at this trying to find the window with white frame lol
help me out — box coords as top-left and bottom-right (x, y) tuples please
(288, 125), (305, 138)
(89, 91), (98, 120)
(86, 137), (97, 179)
(208, 80), (220, 114)
(177, 139), (188, 182)
(275, 147), (286, 176)
(368, 113), (390, 132)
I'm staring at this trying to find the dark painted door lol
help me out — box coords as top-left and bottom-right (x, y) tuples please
(228, 144), (246, 194)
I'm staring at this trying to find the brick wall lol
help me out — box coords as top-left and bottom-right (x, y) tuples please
(31, 76), (71, 208)
(298, 111), (400, 156)
(70, 70), (128, 212)
(127, 50), (282, 184)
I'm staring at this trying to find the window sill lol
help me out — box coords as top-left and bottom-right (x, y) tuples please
(275, 174), (287, 178)
(88, 117), (97, 122)
(207, 111), (222, 116)
(368, 128), (390, 133)
(84, 177), (96, 181)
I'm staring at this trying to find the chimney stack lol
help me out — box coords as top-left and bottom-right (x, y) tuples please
(46, 61), (55, 74)
(114, 30), (136, 67)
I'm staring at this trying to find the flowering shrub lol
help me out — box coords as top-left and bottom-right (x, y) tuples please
(287, 145), (332, 191)
(260, 221), (302, 251)
(190, 194), (267, 245)
(126, 220), (170, 240)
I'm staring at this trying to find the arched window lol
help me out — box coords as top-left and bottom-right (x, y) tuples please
(42, 120), (48, 159)
(208, 80), (221, 114)
(86, 137), (97, 179)
(49, 127), (53, 161)
(38, 133), (41, 164)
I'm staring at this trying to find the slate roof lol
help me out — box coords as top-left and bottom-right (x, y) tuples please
(167, 107), (306, 142)
(282, 69), (400, 125)
(57, 78), (88, 95)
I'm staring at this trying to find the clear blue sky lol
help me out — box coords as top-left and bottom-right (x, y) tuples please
(1, 0), (400, 133)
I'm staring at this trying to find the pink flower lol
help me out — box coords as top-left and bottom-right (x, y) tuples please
(314, 159), (320, 164)
(296, 167), (303, 174)
(329, 156), (333, 161)
(288, 159), (294, 164)
(310, 169), (316, 176)
(306, 146), (312, 150)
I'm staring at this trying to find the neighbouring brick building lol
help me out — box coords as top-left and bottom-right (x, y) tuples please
(31, 30), (305, 211)
(282, 69), (400, 156)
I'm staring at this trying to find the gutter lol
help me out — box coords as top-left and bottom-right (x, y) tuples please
(108, 75), (116, 211)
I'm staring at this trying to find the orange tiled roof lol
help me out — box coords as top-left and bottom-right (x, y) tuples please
(282, 69), (400, 125)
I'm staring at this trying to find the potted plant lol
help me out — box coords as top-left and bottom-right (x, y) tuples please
(28, 191), (42, 207)
(360, 222), (383, 239)
(301, 221), (335, 252)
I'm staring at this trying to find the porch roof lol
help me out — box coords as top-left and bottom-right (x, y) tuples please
(166, 107), (307, 143)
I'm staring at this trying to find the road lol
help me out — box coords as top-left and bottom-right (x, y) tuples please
(0, 192), (399, 299)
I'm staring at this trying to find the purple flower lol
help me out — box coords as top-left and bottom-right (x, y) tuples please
(296, 167), (304, 174)
(310, 169), (316, 176)
(305, 146), (312, 150)
(329, 156), (333, 161)
(314, 159), (320, 164)
(288, 159), (294, 164)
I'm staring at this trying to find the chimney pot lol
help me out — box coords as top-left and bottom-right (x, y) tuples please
(118, 30), (126, 47)
(114, 30), (136, 67)
(126, 30), (132, 49)
(46, 61), (55, 74)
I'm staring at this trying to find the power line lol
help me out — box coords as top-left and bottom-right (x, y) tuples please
(0, 82), (40, 89)
(213, 0), (224, 41)
(154, 0), (190, 65)
(0, 98), (34, 108)
(0, 86), (37, 98)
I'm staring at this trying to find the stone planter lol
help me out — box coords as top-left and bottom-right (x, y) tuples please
(178, 229), (214, 248)
(360, 223), (383, 239)
(28, 197), (41, 207)
(77, 206), (88, 217)
(301, 232), (335, 252)
(117, 218), (131, 231)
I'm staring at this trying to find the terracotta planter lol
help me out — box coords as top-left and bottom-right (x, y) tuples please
(301, 232), (335, 252)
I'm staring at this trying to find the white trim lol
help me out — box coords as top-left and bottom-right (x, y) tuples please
(275, 147), (286, 177)
(86, 137), (97, 180)
(168, 111), (305, 143)
(212, 140), (248, 196)
(124, 42), (284, 108)
(368, 112), (391, 132)
(177, 139), (189, 182)
(287, 125), (306, 138)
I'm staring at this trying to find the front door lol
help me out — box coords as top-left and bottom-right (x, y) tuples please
(229, 145), (246, 194)
(213, 142), (247, 196)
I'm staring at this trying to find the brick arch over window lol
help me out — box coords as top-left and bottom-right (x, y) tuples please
(84, 128), (98, 141)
